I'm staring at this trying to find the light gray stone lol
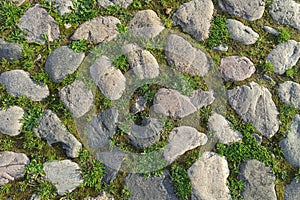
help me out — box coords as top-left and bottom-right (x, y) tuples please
(227, 82), (280, 138)
(30, 194), (41, 200)
(34, 110), (82, 158)
(263, 26), (279, 35)
(131, 96), (147, 114)
(46, 0), (73, 15)
(172, 0), (214, 41)
(98, 0), (133, 8)
(0, 39), (22, 60)
(189, 89), (215, 109)
(212, 44), (229, 52)
(0, 70), (49, 101)
(284, 179), (300, 200)
(0, 106), (24, 136)
(84, 192), (114, 200)
(0, 151), (29, 185)
(188, 152), (231, 200)
(18, 4), (60, 44)
(165, 34), (210, 77)
(43, 160), (82, 195)
(227, 19), (259, 45)
(278, 81), (300, 109)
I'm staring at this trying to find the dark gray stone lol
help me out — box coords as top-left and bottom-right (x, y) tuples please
(131, 96), (147, 114)
(189, 89), (215, 109)
(278, 81), (300, 109)
(98, 0), (133, 8)
(0, 106), (24, 136)
(46, 0), (73, 15)
(284, 179), (300, 200)
(0, 39), (22, 60)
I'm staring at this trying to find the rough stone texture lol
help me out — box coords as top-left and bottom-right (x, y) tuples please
(43, 160), (82, 195)
(0, 70), (49, 101)
(46, 0), (73, 15)
(128, 118), (163, 148)
(263, 26), (279, 35)
(280, 114), (300, 166)
(220, 56), (256, 81)
(0, 39), (23, 60)
(0, 151), (30, 185)
(90, 56), (126, 100)
(164, 126), (207, 163)
(266, 40), (300, 75)
(45, 46), (85, 82)
(219, 0), (265, 21)
(125, 171), (178, 200)
(98, 0), (133, 8)
(165, 34), (210, 77)
(227, 19), (259, 45)
(129, 10), (165, 39)
(84, 192), (114, 200)
(208, 113), (242, 144)
(153, 88), (197, 118)
(18, 4), (60, 44)
(284, 179), (300, 200)
(278, 81), (300, 109)
(227, 82), (280, 138)
(131, 96), (147, 114)
(34, 110), (82, 158)
(0, 106), (24, 136)
(122, 44), (159, 79)
(172, 0), (214, 41)
(59, 80), (94, 118)
(189, 89), (215, 109)
(87, 108), (118, 149)
(240, 159), (277, 200)
(269, 0), (300, 31)
(188, 152), (231, 200)
(71, 16), (120, 44)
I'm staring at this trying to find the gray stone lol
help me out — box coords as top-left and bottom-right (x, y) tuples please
(18, 4), (60, 44)
(284, 179), (300, 200)
(227, 19), (259, 45)
(129, 10), (165, 39)
(90, 56), (126, 100)
(212, 44), (229, 52)
(263, 26), (279, 35)
(172, 0), (214, 41)
(189, 89), (215, 109)
(280, 114), (300, 166)
(0, 151), (29, 185)
(164, 126), (207, 163)
(153, 88), (197, 118)
(266, 40), (300, 75)
(240, 159), (277, 200)
(208, 113), (242, 144)
(122, 44), (159, 79)
(87, 108), (118, 149)
(0, 39), (22, 60)
(59, 80), (94, 118)
(125, 171), (178, 200)
(219, 0), (265, 21)
(188, 152), (231, 200)
(45, 46), (85, 82)
(278, 81), (300, 109)
(0, 106), (24, 136)
(131, 96), (147, 114)
(43, 160), (82, 195)
(71, 16), (120, 44)
(252, 134), (262, 144)
(84, 192), (114, 200)
(269, 0), (300, 31)
(46, 0), (73, 15)
(220, 56), (256, 81)
(34, 110), (82, 158)
(98, 0), (133, 8)
(0, 70), (49, 101)
(30, 194), (41, 200)
(227, 82), (280, 138)
(165, 34), (210, 77)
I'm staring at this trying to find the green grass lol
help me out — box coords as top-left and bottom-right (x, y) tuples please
(276, 28), (291, 44)
(205, 15), (230, 48)
(170, 164), (191, 200)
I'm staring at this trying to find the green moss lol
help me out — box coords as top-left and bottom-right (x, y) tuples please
(205, 15), (230, 48)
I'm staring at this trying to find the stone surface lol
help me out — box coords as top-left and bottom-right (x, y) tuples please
(153, 88), (197, 118)
(34, 110), (82, 158)
(84, 192), (114, 200)
(219, 0), (265, 21)
(269, 0), (300, 31)
(208, 113), (242, 144)
(45, 46), (85, 82)
(240, 159), (277, 200)
(284, 179), (300, 200)
(129, 10), (165, 39)
(0, 151), (29, 185)
(122, 44), (159, 79)
(0, 70), (49, 101)
(0, 106), (24, 136)
(29, 194), (41, 200)
(227, 82), (280, 138)
(172, 0), (214, 41)
(87, 108), (118, 149)
(189, 89), (215, 109)
(227, 19), (259, 45)
(164, 126), (207, 163)
(188, 152), (231, 200)
(59, 80), (94, 118)
(98, 0), (133, 8)
(263, 26), (279, 35)
(280, 114), (300, 166)
(0, 39), (22, 60)
(220, 56), (256, 81)
(266, 40), (300, 75)
(278, 81), (300, 109)
(131, 96), (147, 114)
(46, 0), (73, 15)
(165, 34), (210, 76)
(90, 56), (126, 100)
(43, 160), (82, 195)
(212, 44), (229, 51)
(18, 4), (60, 44)
(71, 16), (120, 44)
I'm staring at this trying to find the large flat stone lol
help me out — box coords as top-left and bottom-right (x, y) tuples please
(0, 106), (24, 136)
(278, 81), (300, 109)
